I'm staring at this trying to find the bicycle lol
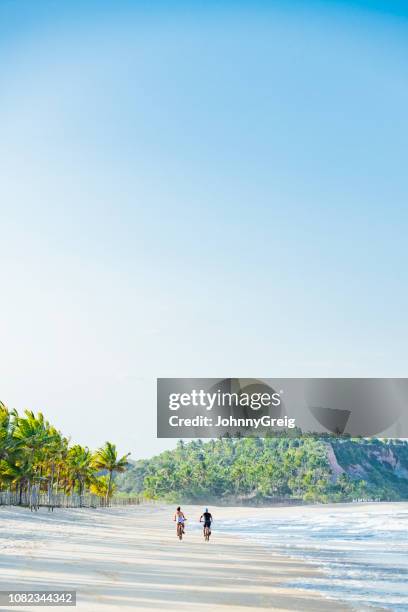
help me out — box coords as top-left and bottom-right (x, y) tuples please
(176, 522), (184, 540)
(203, 524), (211, 542)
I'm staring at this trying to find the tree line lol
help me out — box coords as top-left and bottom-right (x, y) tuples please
(117, 436), (408, 504)
(0, 402), (130, 508)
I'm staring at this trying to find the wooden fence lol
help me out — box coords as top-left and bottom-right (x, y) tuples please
(0, 490), (142, 510)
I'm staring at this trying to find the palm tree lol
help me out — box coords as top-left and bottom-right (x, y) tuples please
(92, 442), (130, 506)
(90, 474), (117, 499)
(49, 433), (69, 502)
(0, 456), (34, 504)
(13, 411), (60, 508)
(0, 403), (18, 463)
(13, 411), (57, 460)
(39, 427), (67, 507)
(66, 445), (94, 504)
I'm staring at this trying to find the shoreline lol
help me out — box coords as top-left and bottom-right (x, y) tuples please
(0, 504), (353, 611)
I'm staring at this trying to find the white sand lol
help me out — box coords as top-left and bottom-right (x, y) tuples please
(0, 504), (352, 611)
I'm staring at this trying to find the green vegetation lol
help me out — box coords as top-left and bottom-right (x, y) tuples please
(92, 441), (129, 504)
(116, 437), (408, 504)
(0, 402), (130, 506)
(3, 399), (407, 507)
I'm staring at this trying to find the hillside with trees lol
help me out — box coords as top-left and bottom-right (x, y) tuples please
(117, 437), (408, 504)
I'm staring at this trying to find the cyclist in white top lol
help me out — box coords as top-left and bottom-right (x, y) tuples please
(174, 506), (187, 534)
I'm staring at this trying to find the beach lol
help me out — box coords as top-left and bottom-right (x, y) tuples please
(0, 504), (351, 611)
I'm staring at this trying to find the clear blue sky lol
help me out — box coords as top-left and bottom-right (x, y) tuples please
(1, 1), (407, 457)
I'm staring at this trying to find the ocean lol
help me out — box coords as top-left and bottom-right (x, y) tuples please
(217, 503), (408, 611)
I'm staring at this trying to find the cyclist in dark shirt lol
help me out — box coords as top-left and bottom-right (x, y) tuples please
(199, 508), (213, 532)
